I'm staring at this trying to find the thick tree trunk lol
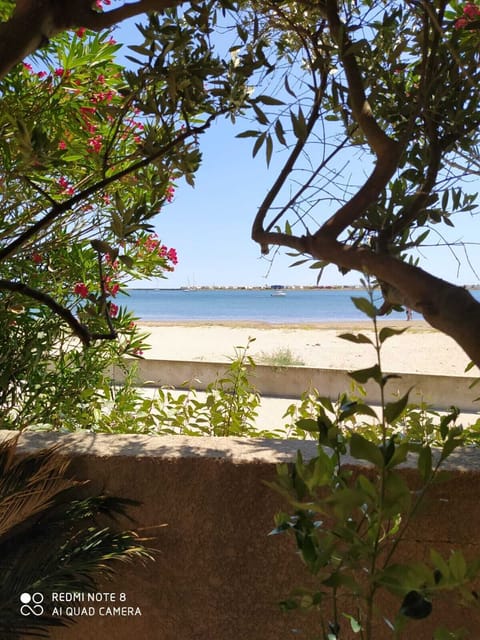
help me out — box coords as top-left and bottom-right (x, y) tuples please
(251, 225), (480, 368)
(307, 235), (480, 369)
(0, 0), (182, 80)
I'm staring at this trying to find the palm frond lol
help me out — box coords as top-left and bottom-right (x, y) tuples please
(0, 437), (155, 638)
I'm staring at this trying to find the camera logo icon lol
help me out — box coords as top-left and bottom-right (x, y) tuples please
(20, 592), (44, 616)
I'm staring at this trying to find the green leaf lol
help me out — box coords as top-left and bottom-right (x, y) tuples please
(252, 132), (266, 158)
(265, 133), (273, 167)
(90, 239), (114, 254)
(383, 471), (411, 516)
(338, 332), (373, 345)
(339, 401), (378, 421)
(119, 255), (134, 268)
(236, 129), (260, 138)
(342, 613), (362, 633)
(417, 446), (432, 482)
(289, 259), (310, 268)
(449, 551), (467, 582)
(379, 327), (408, 344)
(430, 549), (450, 582)
(255, 94), (285, 106)
(439, 408), (460, 439)
(290, 108), (307, 141)
(349, 433), (384, 466)
(252, 103), (269, 125)
(351, 296), (377, 319)
(284, 75), (296, 97)
(384, 389), (412, 424)
(386, 441), (409, 468)
(274, 119), (286, 146)
(349, 364), (382, 385)
(296, 419), (319, 433)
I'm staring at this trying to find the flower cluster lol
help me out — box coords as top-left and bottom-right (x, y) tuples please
(58, 176), (75, 196)
(159, 245), (178, 266)
(135, 233), (178, 268)
(94, 0), (111, 11)
(455, 3), (480, 29)
(109, 302), (119, 318)
(103, 274), (120, 297)
(74, 282), (89, 298)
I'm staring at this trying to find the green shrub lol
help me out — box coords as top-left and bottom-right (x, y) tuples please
(268, 285), (480, 639)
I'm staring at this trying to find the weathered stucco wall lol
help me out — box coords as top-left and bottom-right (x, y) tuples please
(8, 432), (480, 639)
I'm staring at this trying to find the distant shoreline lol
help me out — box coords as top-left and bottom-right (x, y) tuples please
(127, 284), (480, 292)
(139, 319), (430, 330)
(127, 285), (365, 292)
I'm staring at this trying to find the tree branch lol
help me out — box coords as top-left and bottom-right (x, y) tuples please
(0, 0), (184, 80)
(75, 0), (183, 30)
(0, 279), (91, 346)
(252, 84), (326, 252)
(255, 227), (480, 366)
(314, 149), (403, 240)
(0, 111), (224, 263)
(325, 0), (398, 158)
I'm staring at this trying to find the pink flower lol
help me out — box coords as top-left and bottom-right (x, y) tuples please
(87, 135), (103, 153)
(167, 247), (178, 265)
(37, 71), (47, 79)
(104, 253), (120, 270)
(455, 17), (469, 29)
(76, 27), (87, 38)
(109, 303), (119, 318)
(103, 275), (120, 296)
(80, 106), (96, 116)
(58, 140), (67, 150)
(464, 3), (480, 19)
(58, 176), (75, 196)
(54, 68), (65, 77)
(22, 62), (33, 73)
(74, 282), (89, 298)
(31, 252), (42, 265)
(144, 234), (160, 252)
(165, 184), (175, 202)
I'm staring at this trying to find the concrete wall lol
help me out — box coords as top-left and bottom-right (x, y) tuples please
(9, 431), (480, 640)
(112, 358), (480, 412)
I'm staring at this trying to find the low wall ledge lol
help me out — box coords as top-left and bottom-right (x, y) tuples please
(3, 431), (480, 472)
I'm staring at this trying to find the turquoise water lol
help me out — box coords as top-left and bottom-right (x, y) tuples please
(121, 288), (426, 323)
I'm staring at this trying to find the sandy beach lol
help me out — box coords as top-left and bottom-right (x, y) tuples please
(139, 320), (477, 377)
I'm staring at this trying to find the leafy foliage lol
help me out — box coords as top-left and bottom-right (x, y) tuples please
(89, 337), (279, 437)
(0, 2), (265, 432)
(269, 285), (480, 638)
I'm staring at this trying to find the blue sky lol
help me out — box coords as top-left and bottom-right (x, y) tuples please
(115, 15), (480, 290)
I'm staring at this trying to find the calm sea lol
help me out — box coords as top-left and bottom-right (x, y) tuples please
(121, 288), (442, 323)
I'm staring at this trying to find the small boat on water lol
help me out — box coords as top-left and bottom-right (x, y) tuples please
(270, 285), (286, 297)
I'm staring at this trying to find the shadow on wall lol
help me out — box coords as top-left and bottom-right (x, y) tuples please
(8, 432), (480, 640)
